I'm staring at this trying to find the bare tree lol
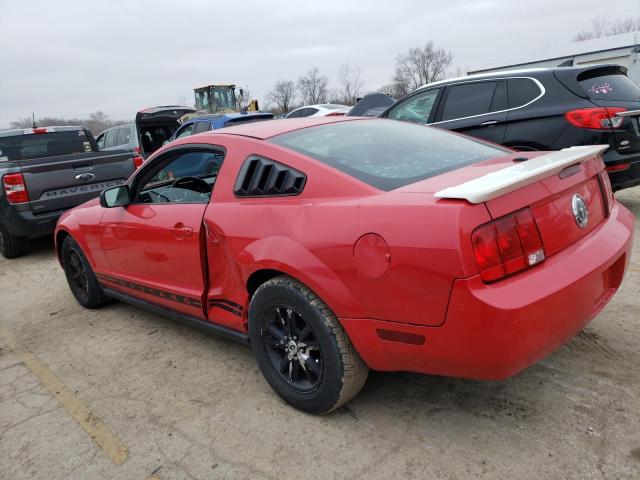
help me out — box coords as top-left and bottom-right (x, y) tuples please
(573, 15), (640, 41)
(338, 62), (364, 105)
(609, 17), (640, 35)
(391, 41), (453, 98)
(176, 94), (188, 106)
(266, 80), (297, 114)
(297, 68), (329, 105)
(573, 15), (610, 41)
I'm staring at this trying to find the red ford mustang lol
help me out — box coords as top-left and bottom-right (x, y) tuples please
(55, 117), (634, 414)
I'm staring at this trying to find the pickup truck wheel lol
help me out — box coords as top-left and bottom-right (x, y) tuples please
(248, 275), (368, 414)
(61, 236), (108, 309)
(0, 222), (27, 259)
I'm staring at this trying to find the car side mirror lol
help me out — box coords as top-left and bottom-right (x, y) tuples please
(100, 185), (131, 208)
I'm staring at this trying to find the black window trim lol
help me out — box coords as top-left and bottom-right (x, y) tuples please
(427, 76), (545, 125)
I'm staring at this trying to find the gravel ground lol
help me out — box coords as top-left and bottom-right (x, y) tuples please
(1, 188), (639, 480)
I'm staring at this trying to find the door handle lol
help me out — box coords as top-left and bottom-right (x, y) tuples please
(480, 120), (499, 127)
(170, 223), (193, 239)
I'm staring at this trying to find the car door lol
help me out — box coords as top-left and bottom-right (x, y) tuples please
(432, 80), (508, 144)
(99, 146), (225, 318)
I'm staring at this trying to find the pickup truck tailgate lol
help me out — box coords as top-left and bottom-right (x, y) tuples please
(20, 151), (134, 213)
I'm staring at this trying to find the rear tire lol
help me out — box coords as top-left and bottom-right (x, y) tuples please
(248, 275), (368, 414)
(61, 236), (108, 309)
(0, 222), (27, 259)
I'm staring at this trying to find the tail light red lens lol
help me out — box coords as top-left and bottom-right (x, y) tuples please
(2, 173), (29, 204)
(606, 162), (630, 173)
(597, 171), (614, 216)
(325, 112), (346, 117)
(472, 208), (545, 282)
(564, 107), (626, 129)
(133, 156), (144, 169)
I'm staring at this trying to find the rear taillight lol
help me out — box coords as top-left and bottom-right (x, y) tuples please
(2, 173), (29, 204)
(597, 171), (614, 216)
(325, 112), (345, 117)
(606, 163), (630, 173)
(133, 156), (144, 169)
(472, 208), (545, 282)
(564, 107), (626, 129)
(133, 146), (142, 154)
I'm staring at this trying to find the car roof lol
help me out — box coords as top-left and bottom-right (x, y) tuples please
(417, 63), (626, 90)
(188, 112), (274, 124)
(0, 126), (87, 137)
(208, 116), (364, 140)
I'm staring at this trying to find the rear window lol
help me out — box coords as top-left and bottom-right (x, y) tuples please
(0, 130), (93, 161)
(578, 73), (640, 101)
(270, 120), (509, 191)
(508, 78), (542, 108)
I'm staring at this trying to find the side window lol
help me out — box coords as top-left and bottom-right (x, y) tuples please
(104, 129), (118, 148)
(286, 109), (302, 119)
(116, 126), (132, 146)
(298, 108), (317, 118)
(441, 82), (498, 121)
(194, 122), (212, 134)
(136, 150), (225, 204)
(96, 133), (105, 149)
(175, 124), (195, 139)
(508, 78), (542, 108)
(387, 88), (440, 123)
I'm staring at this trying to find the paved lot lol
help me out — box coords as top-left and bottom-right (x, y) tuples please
(1, 188), (639, 480)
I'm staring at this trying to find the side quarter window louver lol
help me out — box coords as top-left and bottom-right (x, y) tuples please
(234, 156), (306, 197)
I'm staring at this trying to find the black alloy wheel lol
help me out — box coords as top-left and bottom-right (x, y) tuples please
(67, 248), (89, 299)
(261, 305), (323, 392)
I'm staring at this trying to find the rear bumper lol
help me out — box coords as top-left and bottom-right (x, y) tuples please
(341, 202), (635, 380)
(2, 205), (64, 238)
(602, 150), (640, 191)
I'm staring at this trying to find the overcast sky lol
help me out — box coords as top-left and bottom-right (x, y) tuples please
(0, 0), (638, 127)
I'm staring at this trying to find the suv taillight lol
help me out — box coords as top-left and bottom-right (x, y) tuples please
(564, 107), (626, 129)
(2, 173), (29, 204)
(472, 208), (545, 283)
(133, 156), (144, 169)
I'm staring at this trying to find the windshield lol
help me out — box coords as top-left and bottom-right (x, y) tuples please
(0, 130), (93, 161)
(270, 119), (509, 191)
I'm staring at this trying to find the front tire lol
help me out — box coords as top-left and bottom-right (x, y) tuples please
(61, 236), (108, 309)
(0, 222), (27, 259)
(248, 275), (368, 414)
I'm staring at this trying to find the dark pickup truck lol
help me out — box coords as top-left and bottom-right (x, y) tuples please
(0, 126), (138, 258)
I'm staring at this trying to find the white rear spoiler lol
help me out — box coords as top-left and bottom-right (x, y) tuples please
(434, 145), (609, 204)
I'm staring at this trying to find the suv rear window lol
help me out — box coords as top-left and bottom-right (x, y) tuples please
(270, 119), (508, 191)
(578, 73), (640, 101)
(0, 130), (93, 161)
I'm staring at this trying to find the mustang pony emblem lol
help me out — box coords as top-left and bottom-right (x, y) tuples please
(571, 194), (589, 229)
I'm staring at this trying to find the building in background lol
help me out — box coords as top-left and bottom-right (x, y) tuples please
(469, 32), (640, 84)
